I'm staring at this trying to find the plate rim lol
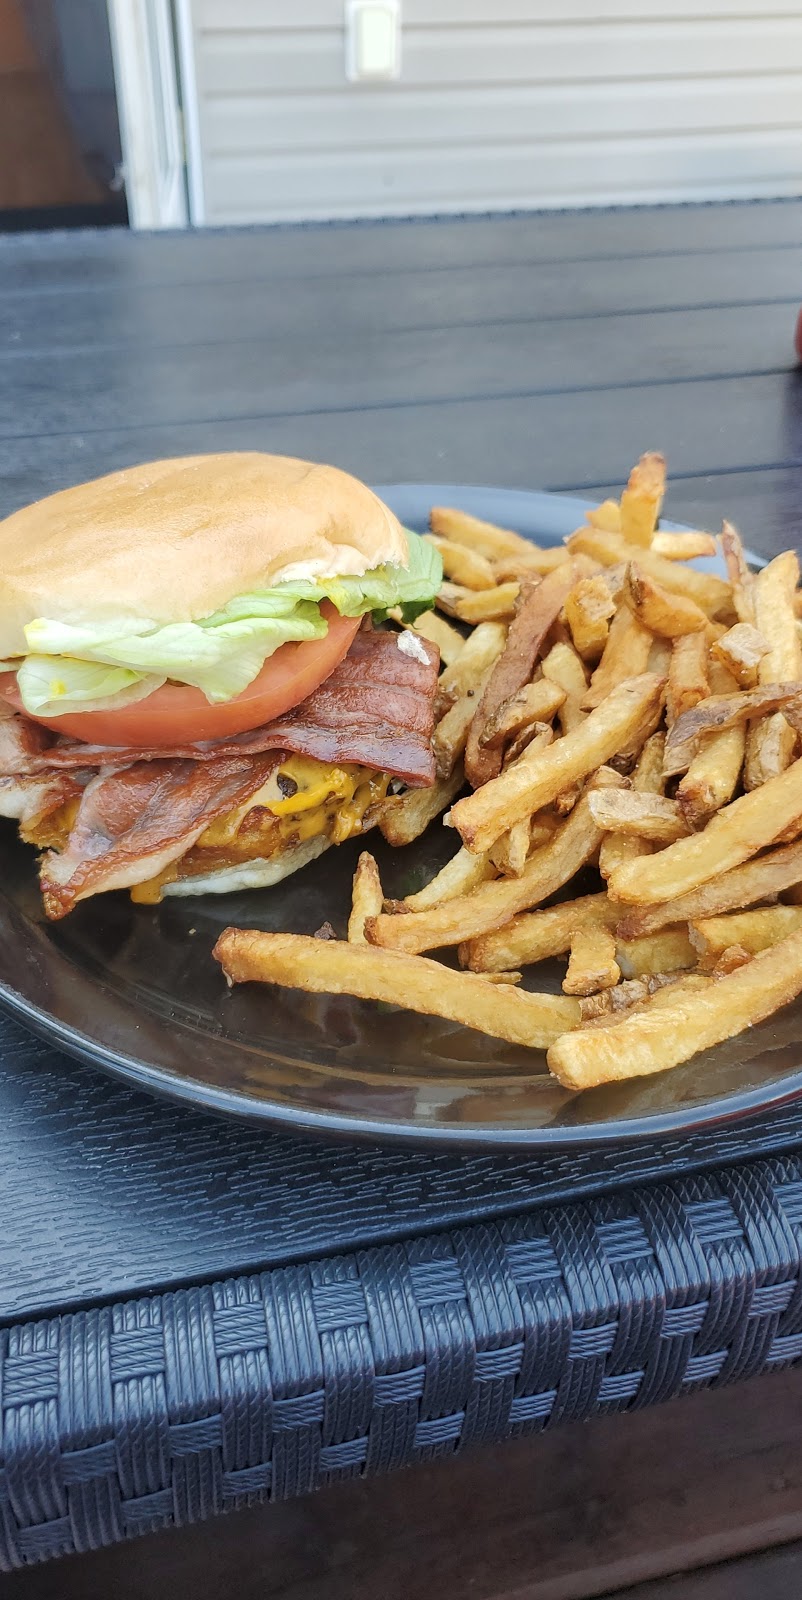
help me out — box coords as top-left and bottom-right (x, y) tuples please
(0, 483), (785, 1149)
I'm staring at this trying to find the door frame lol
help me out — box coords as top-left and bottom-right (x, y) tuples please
(106, 0), (189, 229)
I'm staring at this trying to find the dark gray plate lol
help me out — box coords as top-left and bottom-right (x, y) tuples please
(0, 485), (796, 1148)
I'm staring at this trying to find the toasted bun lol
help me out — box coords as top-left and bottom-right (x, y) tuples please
(161, 837), (331, 897)
(0, 453), (407, 655)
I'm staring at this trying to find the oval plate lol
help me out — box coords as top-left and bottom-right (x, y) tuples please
(0, 485), (796, 1149)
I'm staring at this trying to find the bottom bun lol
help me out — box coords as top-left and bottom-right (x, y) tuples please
(161, 835), (331, 897)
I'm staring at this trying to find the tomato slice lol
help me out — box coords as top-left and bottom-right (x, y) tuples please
(0, 602), (361, 746)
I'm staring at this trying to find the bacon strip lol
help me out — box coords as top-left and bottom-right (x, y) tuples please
(0, 772), (84, 836)
(4, 629), (440, 787)
(39, 754), (279, 920)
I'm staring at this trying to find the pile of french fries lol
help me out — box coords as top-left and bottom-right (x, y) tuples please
(215, 453), (802, 1095)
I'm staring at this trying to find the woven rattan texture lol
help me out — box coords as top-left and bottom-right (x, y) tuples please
(4, 1154), (802, 1568)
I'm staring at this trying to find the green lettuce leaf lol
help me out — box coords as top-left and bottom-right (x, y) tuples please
(11, 528), (442, 716)
(16, 657), (166, 718)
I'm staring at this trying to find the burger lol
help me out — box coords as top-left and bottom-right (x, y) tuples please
(0, 453), (442, 919)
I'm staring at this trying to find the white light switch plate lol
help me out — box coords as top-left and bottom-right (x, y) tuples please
(345, 0), (401, 82)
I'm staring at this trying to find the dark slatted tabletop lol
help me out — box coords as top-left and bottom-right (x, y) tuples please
(2, 200), (802, 1571)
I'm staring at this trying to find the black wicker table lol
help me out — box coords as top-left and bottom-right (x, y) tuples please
(1, 201), (802, 1571)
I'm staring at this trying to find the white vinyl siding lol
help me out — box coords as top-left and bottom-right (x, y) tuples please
(183, 1), (802, 225)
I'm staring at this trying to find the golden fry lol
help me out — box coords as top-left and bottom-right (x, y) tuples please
(465, 564), (579, 787)
(493, 549), (571, 580)
(433, 670), (495, 779)
(567, 525), (731, 616)
(619, 451), (666, 547)
(652, 530), (717, 560)
(479, 679), (566, 750)
(745, 551), (802, 789)
(622, 562), (708, 638)
(438, 580), (520, 624)
(719, 520), (756, 625)
(582, 607), (653, 709)
(588, 789), (689, 844)
(547, 928), (802, 1089)
(489, 816), (531, 878)
(403, 845), (496, 911)
(461, 891), (616, 973)
(374, 763), (465, 848)
(563, 575), (616, 661)
(348, 852), (384, 943)
(666, 630), (710, 726)
(586, 499), (621, 533)
(663, 682), (802, 778)
(689, 904), (802, 960)
(616, 928), (696, 978)
(397, 609), (465, 666)
(436, 621), (507, 708)
(598, 730), (665, 881)
(676, 669), (745, 829)
(563, 925), (620, 996)
(541, 640), (588, 735)
(430, 507), (544, 564)
(452, 674), (665, 855)
(616, 839), (802, 939)
(711, 623), (769, 689)
(215, 930), (579, 1051)
(368, 776), (621, 954)
(609, 758), (802, 906)
(424, 534), (496, 591)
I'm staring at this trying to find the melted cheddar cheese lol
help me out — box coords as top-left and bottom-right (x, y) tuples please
(130, 755), (390, 904)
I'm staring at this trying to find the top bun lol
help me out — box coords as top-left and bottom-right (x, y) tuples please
(0, 452), (408, 656)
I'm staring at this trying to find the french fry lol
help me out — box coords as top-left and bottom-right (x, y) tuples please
(402, 845), (495, 911)
(652, 530), (717, 560)
(608, 757), (802, 907)
(438, 580), (520, 624)
(719, 520), (755, 625)
(622, 563), (708, 638)
(586, 499), (621, 533)
(619, 451), (666, 547)
(711, 945), (752, 975)
(563, 925), (620, 996)
(563, 575), (616, 661)
(368, 774), (622, 955)
(711, 623), (769, 689)
(348, 852), (384, 943)
(430, 507), (546, 565)
(617, 838), (802, 939)
(436, 621), (507, 709)
(374, 762), (465, 848)
(676, 662), (745, 827)
(478, 679), (565, 750)
(616, 928), (696, 978)
(489, 817), (531, 878)
(452, 675), (665, 856)
(424, 534), (496, 591)
(744, 551), (802, 789)
(433, 668), (496, 779)
(582, 607), (653, 709)
(567, 525), (731, 616)
(465, 565), (580, 787)
(541, 640), (588, 734)
(493, 548), (571, 580)
(461, 891), (616, 972)
(598, 731), (665, 879)
(394, 608), (465, 666)
(666, 630), (710, 726)
(588, 789), (689, 845)
(663, 682), (802, 777)
(503, 719), (552, 766)
(689, 904), (802, 961)
(528, 811), (559, 850)
(547, 927), (802, 1089)
(214, 930), (580, 1051)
